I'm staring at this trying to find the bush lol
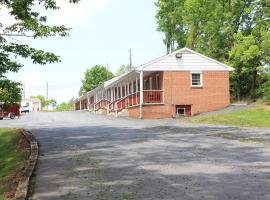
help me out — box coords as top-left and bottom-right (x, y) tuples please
(55, 102), (73, 112)
(257, 80), (270, 102)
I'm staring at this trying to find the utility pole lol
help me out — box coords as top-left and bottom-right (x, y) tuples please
(46, 81), (48, 111)
(107, 62), (109, 80)
(129, 48), (132, 71)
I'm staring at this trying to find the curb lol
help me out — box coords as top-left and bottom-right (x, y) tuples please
(15, 130), (39, 200)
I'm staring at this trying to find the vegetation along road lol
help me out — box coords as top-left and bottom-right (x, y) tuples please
(1, 112), (270, 200)
(0, 129), (29, 200)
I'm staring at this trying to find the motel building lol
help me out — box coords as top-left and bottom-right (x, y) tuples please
(74, 48), (234, 119)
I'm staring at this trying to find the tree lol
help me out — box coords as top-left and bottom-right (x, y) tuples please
(115, 65), (133, 76)
(79, 65), (114, 96)
(155, 0), (270, 101)
(55, 98), (75, 111)
(47, 99), (57, 109)
(0, 80), (21, 104)
(0, 0), (80, 104)
(55, 102), (73, 112)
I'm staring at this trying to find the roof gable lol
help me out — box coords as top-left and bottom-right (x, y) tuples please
(137, 48), (234, 71)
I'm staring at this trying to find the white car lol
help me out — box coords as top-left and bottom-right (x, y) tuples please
(21, 105), (30, 113)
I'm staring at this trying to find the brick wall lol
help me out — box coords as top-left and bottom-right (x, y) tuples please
(128, 71), (230, 119)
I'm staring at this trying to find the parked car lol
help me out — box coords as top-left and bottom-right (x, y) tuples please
(0, 103), (20, 120)
(21, 105), (30, 113)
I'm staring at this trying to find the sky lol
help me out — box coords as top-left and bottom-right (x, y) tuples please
(5, 0), (166, 103)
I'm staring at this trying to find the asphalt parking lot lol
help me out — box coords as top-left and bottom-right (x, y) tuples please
(1, 111), (270, 200)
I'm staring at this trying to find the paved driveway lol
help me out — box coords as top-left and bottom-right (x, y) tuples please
(1, 112), (270, 200)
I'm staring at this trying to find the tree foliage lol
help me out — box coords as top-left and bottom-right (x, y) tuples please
(0, 80), (21, 104)
(155, 0), (270, 100)
(115, 65), (133, 76)
(0, 0), (79, 103)
(55, 101), (73, 112)
(79, 65), (114, 96)
(31, 95), (56, 109)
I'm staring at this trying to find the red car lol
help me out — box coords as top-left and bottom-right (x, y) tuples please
(0, 103), (20, 120)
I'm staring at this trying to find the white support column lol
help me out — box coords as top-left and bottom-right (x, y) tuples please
(127, 79), (129, 96)
(136, 76), (138, 104)
(116, 84), (119, 100)
(111, 88), (113, 102)
(125, 82), (127, 96)
(136, 76), (138, 92)
(131, 79), (134, 106)
(140, 71), (143, 119)
(120, 83), (123, 98)
(80, 100), (82, 110)
(94, 95), (96, 114)
(115, 85), (118, 117)
(87, 96), (90, 111)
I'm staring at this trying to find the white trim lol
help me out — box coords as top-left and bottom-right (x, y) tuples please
(190, 71), (203, 87)
(137, 48), (234, 71)
(176, 107), (185, 117)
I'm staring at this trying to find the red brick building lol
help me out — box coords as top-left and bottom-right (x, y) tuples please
(74, 48), (233, 119)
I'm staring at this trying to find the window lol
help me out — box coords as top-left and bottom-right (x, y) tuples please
(191, 72), (202, 87)
(176, 108), (185, 117)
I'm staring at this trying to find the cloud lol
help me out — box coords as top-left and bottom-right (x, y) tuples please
(46, 0), (111, 27)
(22, 72), (44, 88)
(1, 0), (111, 29)
(0, 6), (16, 27)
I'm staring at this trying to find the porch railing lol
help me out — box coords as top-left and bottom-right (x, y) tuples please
(94, 99), (111, 111)
(92, 90), (164, 112)
(143, 90), (164, 104)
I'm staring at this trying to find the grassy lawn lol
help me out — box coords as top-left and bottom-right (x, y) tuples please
(0, 129), (28, 200)
(192, 108), (270, 128)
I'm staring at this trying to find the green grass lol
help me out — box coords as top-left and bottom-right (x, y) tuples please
(0, 129), (23, 200)
(192, 108), (270, 128)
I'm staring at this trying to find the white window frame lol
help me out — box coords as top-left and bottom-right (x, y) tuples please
(190, 71), (203, 87)
(176, 107), (185, 117)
